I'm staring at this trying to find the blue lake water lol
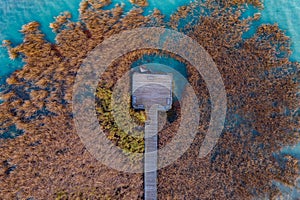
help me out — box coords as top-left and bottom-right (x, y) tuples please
(0, 0), (299, 76)
(131, 55), (188, 100)
(242, 0), (300, 62)
(0, 0), (299, 196)
(0, 0), (193, 82)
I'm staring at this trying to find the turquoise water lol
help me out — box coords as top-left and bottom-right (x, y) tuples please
(0, 0), (192, 82)
(0, 0), (299, 196)
(261, 0), (300, 62)
(131, 55), (188, 99)
(1, 0), (299, 78)
(0, 0), (82, 81)
(242, 0), (300, 62)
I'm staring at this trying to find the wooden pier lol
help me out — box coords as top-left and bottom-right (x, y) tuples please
(132, 73), (172, 111)
(144, 106), (158, 200)
(131, 71), (173, 200)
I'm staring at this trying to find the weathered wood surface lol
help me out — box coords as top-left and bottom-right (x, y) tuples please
(144, 106), (158, 200)
(131, 72), (173, 200)
(132, 73), (172, 110)
(134, 84), (170, 107)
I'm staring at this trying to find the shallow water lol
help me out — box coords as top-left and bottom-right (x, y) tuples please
(0, 0), (194, 82)
(0, 0), (299, 197)
(1, 0), (299, 76)
(0, 0), (82, 82)
(242, 0), (300, 62)
(131, 55), (188, 99)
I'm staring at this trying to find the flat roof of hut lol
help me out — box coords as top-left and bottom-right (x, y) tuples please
(132, 72), (173, 111)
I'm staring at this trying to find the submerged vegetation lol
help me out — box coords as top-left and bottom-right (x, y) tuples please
(0, 0), (299, 199)
(129, 0), (148, 7)
(95, 79), (146, 154)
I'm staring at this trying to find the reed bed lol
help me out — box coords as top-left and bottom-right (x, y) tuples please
(0, 0), (298, 199)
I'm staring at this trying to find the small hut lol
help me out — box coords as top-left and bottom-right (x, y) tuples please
(131, 67), (173, 200)
(131, 70), (173, 111)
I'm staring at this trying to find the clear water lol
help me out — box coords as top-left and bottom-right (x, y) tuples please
(1, 0), (299, 76)
(131, 55), (188, 99)
(0, 0), (193, 82)
(0, 0), (82, 83)
(242, 0), (300, 62)
(0, 0), (299, 196)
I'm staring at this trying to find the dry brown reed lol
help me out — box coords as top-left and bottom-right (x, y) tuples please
(0, 0), (298, 199)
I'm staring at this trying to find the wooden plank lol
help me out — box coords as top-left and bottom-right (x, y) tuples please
(144, 107), (158, 200)
(131, 72), (173, 200)
(132, 73), (172, 92)
(132, 72), (173, 110)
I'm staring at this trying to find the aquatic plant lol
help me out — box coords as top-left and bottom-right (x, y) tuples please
(157, 1), (299, 199)
(129, 0), (148, 7)
(95, 85), (145, 154)
(0, 0), (298, 199)
(50, 12), (72, 33)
